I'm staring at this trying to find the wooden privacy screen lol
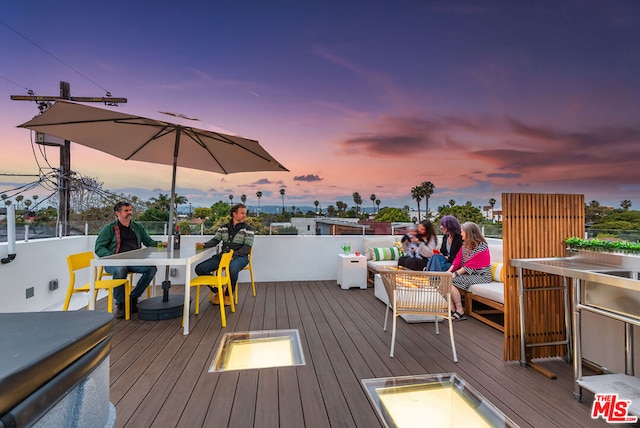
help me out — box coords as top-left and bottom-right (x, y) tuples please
(502, 193), (584, 361)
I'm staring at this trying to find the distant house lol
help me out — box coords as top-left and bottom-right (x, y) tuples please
(482, 206), (503, 222)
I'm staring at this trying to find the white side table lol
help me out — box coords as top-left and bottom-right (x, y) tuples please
(337, 254), (367, 290)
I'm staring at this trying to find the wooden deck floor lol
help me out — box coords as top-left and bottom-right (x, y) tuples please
(104, 280), (611, 428)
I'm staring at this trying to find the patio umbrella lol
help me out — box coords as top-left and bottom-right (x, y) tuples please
(18, 99), (288, 236)
(18, 99), (288, 317)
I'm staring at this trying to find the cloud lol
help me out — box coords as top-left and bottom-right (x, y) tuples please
(253, 178), (273, 185)
(293, 174), (323, 182)
(487, 172), (521, 179)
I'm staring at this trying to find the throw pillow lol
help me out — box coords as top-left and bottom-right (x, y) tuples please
(372, 247), (400, 261)
(491, 262), (504, 282)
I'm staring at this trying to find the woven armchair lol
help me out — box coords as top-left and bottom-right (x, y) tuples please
(379, 269), (457, 361)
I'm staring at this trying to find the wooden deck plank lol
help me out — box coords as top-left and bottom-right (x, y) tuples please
(302, 281), (382, 427)
(285, 281), (328, 428)
(295, 282), (357, 427)
(104, 280), (609, 428)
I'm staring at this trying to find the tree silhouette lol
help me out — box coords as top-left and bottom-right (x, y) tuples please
(411, 186), (424, 221)
(314, 200), (320, 214)
(420, 181), (434, 219)
(229, 194), (234, 205)
(449, 199), (456, 207)
(621, 200), (632, 210)
(279, 188), (286, 212)
(256, 191), (262, 213)
(375, 198), (381, 213)
(352, 192), (362, 215)
(370, 194), (376, 213)
(172, 194), (188, 214)
(241, 194), (247, 205)
(149, 193), (171, 211)
(15, 195), (24, 211)
(489, 198), (496, 209)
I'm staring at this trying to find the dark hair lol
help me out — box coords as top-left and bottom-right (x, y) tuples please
(230, 203), (246, 216)
(114, 201), (131, 212)
(440, 215), (461, 235)
(419, 220), (437, 244)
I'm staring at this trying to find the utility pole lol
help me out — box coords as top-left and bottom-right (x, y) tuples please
(11, 81), (127, 235)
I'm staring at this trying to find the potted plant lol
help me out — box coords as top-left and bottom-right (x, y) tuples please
(565, 237), (640, 255)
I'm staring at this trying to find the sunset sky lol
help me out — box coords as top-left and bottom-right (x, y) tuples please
(1, 1), (639, 212)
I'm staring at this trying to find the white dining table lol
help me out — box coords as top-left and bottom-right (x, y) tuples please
(89, 246), (217, 335)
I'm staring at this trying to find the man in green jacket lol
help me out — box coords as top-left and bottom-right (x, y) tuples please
(95, 201), (161, 318)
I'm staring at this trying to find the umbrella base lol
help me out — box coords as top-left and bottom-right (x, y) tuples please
(137, 295), (186, 321)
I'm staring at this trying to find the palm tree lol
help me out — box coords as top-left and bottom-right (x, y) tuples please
(241, 194), (247, 206)
(488, 197), (497, 222)
(370, 194), (376, 213)
(327, 205), (336, 217)
(279, 188), (286, 212)
(449, 199), (456, 207)
(229, 194), (234, 205)
(621, 200), (632, 210)
(314, 200), (320, 214)
(149, 193), (171, 211)
(32, 195), (38, 208)
(352, 192), (362, 216)
(173, 194), (188, 214)
(375, 198), (381, 213)
(256, 191), (262, 213)
(420, 181), (435, 219)
(411, 186), (424, 221)
(15, 195), (24, 211)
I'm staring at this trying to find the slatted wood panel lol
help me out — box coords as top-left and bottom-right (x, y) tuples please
(502, 193), (584, 361)
(101, 279), (609, 427)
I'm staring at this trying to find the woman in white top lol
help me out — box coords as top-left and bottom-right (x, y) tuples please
(397, 220), (438, 271)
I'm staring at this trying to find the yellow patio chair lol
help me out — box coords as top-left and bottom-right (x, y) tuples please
(189, 250), (235, 327)
(98, 268), (155, 298)
(235, 249), (256, 304)
(65, 252), (131, 319)
(379, 269), (457, 362)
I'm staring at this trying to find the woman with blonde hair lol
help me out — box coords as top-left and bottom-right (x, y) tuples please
(447, 222), (491, 320)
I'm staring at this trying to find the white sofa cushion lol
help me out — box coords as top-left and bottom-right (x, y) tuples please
(367, 260), (398, 271)
(468, 282), (504, 304)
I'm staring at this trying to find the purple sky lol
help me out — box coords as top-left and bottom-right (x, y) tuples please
(1, 1), (639, 212)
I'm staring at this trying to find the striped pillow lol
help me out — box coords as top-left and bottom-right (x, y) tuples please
(372, 247), (401, 261)
(491, 262), (504, 282)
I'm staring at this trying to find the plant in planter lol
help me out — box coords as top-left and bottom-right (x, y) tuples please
(565, 237), (640, 255)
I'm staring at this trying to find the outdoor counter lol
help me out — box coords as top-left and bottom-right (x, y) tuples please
(511, 252), (640, 415)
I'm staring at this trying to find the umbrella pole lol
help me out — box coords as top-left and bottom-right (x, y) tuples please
(168, 128), (181, 253)
(138, 129), (184, 320)
(164, 127), (181, 301)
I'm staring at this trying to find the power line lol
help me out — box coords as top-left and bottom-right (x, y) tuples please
(0, 19), (111, 94)
(0, 74), (33, 92)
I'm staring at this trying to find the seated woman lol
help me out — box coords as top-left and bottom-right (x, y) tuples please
(447, 222), (492, 321)
(397, 220), (437, 271)
(426, 215), (463, 272)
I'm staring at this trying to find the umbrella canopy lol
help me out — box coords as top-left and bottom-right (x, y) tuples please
(18, 100), (288, 241)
